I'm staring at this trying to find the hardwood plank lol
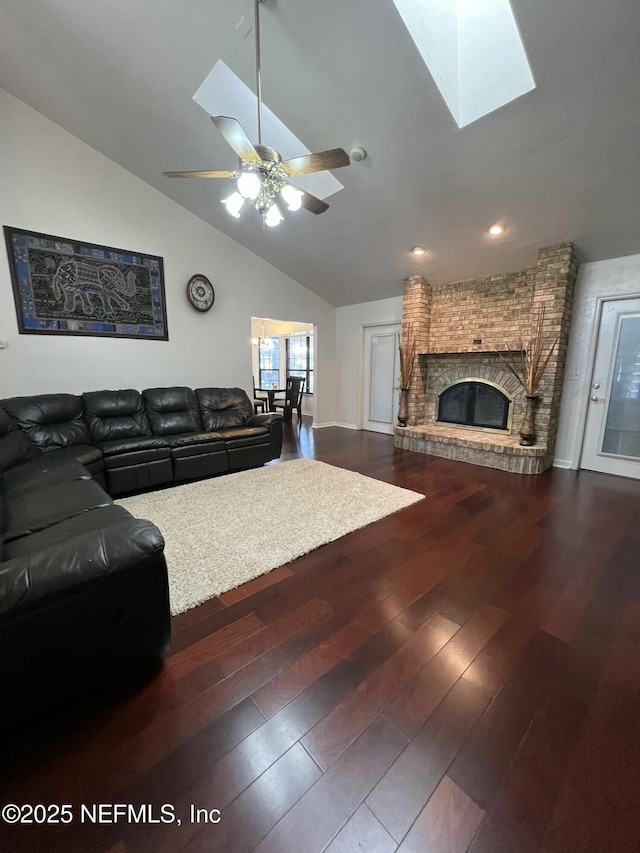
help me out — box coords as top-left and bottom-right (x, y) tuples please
(448, 630), (567, 809)
(114, 697), (265, 825)
(170, 594), (225, 639)
(323, 804), (397, 853)
(217, 564), (294, 607)
(540, 599), (640, 853)
(487, 690), (588, 850)
(251, 617), (373, 718)
(60, 620), (331, 802)
(213, 597), (332, 676)
(396, 775), (484, 853)
(302, 614), (459, 770)
(167, 613), (264, 674)
(367, 677), (491, 843)
(253, 716), (407, 853)
(463, 584), (555, 699)
(383, 604), (509, 738)
(469, 812), (538, 853)
(183, 619), (414, 813)
(163, 743), (321, 853)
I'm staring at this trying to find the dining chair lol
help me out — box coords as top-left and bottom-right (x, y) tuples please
(273, 376), (305, 421)
(253, 375), (268, 415)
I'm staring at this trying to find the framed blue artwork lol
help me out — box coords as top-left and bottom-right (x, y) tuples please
(3, 227), (168, 340)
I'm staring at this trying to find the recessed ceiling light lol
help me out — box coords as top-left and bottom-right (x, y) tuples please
(412, 246), (427, 255)
(489, 224), (505, 236)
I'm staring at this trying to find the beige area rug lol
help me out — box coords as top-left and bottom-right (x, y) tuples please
(116, 458), (424, 615)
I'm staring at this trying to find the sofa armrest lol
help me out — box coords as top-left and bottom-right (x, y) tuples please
(0, 518), (165, 619)
(247, 412), (283, 461)
(247, 412), (283, 429)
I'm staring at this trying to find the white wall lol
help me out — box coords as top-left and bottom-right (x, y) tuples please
(555, 253), (640, 468)
(0, 90), (337, 423)
(335, 296), (403, 428)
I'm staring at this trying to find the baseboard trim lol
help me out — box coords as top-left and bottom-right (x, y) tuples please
(552, 459), (573, 470)
(312, 422), (359, 430)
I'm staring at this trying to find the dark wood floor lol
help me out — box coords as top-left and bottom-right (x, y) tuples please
(3, 421), (640, 853)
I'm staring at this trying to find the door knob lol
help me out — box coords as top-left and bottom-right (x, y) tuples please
(590, 396), (601, 402)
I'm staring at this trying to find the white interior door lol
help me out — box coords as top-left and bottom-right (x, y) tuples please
(363, 324), (401, 434)
(581, 298), (640, 479)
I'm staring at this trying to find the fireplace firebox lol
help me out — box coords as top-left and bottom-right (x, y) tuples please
(437, 379), (512, 431)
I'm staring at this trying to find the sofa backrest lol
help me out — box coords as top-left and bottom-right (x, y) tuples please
(142, 387), (203, 436)
(82, 389), (152, 443)
(0, 394), (90, 451)
(0, 406), (39, 474)
(196, 388), (253, 430)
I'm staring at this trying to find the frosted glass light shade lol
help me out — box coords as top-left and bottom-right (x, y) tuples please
(281, 184), (304, 212)
(264, 204), (284, 227)
(237, 171), (261, 200)
(222, 192), (245, 218)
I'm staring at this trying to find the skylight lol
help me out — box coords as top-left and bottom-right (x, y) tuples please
(193, 60), (344, 201)
(391, 0), (535, 128)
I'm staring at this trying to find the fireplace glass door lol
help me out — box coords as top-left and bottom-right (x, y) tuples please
(438, 380), (510, 430)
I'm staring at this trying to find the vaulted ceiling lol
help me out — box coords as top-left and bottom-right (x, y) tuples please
(1, 0), (639, 306)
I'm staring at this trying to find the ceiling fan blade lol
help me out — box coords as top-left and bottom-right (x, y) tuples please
(211, 115), (262, 164)
(293, 186), (329, 215)
(163, 170), (235, 178)
(282, 148), (350, 177)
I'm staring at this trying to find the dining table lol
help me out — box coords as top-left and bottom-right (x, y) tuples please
(256, 386), (287, 415)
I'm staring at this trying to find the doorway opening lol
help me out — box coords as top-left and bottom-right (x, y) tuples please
(251, 317), (314, 422)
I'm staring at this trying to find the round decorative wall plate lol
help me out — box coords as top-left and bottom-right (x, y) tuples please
(186, 274), (215, 312)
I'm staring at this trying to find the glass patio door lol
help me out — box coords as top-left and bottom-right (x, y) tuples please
(581, 298), (640, 479)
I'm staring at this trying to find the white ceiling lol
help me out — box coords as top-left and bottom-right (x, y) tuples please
(1, 0), (639, 307)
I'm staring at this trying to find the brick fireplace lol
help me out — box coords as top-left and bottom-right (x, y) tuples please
(394, 243), (578, 474)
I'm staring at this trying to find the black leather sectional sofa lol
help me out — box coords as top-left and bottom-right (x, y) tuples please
(1, 386), (283, 496)
(0, 386), (283, 717)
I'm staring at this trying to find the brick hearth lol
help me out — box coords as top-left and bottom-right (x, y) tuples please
(394, 243), (578, 474)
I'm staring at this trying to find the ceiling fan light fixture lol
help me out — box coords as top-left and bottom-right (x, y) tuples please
(165, 0), (349, 226)
(237, 170), (262, 200)
(264, 203), (284, 227)
(281, 184), (303, 212)
(222, 191), (245, 218)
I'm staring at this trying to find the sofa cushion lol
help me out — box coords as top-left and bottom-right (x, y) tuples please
(168, 434), (228, 461)
(83, 389), (152, 443)
(215, 426), (270, 441)
(3, 506), (133, 560)
(166, 432), (225, 449)
(4, 479), (112, 542)
(1, 456), (90, 497)
(142, 387), (203, 436)
(38, 444), (104, 478)
(0, 394), (90, 450)
(0, 518), (165, 620)
(196, 387), (254, 430)
(0, 407), (39, 473)
(97, 435), (170, 456)
(219, 428), (271, 449)
(104, 448), (172, 470)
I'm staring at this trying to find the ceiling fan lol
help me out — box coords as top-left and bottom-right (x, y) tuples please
(163, 0), (350, 227)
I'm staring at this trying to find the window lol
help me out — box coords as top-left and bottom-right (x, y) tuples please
(286, 333), (313, 394)
(258, 338), (280, 387)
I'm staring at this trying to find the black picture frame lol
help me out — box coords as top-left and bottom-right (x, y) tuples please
(3, 226), (169, 341)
